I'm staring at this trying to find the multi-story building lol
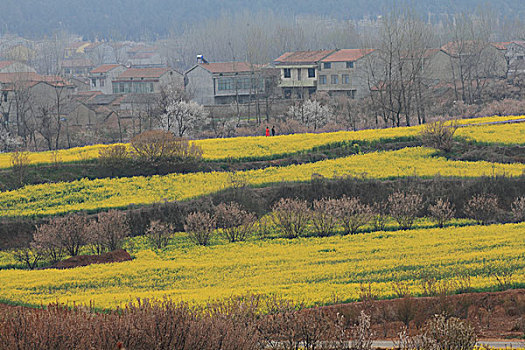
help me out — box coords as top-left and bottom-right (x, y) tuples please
(185, 61), (269, 105)
(89, 64), (127, 94)
(273, 50), (336, 99)
(317, 49), (375, 99)
(112, 67), (183, 94)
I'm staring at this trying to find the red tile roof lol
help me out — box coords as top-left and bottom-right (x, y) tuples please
(91, 64), (122, 74)
(321, 49), (375, 62)
(274, 50), (336, 64)
(117, 67), (170, 79)
(199, 62), (255, 73)
(0, 61), (16, 70)
(0, 72), (43, 83)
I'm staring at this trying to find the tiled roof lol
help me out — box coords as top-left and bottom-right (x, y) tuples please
(0, 61), (16, 70)
(491, 41), (525, 50)
(274, 50), (336, 64)
(199, 62), (254, 73)
(117, 67), (170, 79)
(0, 72), (43, 83)
(321, 49), (375, 62)
(91, 64), (122, 74)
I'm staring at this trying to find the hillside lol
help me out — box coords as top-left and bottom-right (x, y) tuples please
(1, 0), (524, 39)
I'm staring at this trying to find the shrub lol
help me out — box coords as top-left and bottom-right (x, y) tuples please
(464, 194), (499, 225)
(310, 198), (338, 237)
(271, 198), (310, 239)
(511, 197), (525, 222)
(10, 150), (30, 185)
(214, 202), (256, 242)
(98, 144), (130, 174)
(13, 247), (43, 270)
(428, 198), (456, 228)
(334, 196), (373, 235)
(184, 211), (216, 246)
(131, 130), (203, 163)
(419, 120), (459, 152)
(89, 210), (130, 254)
(421, 314), (477, 350)
(145, 220), (174, 249)
(388, 192), (423, 230)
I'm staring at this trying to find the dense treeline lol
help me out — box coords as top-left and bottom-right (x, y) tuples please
(1, 0), (524, 40)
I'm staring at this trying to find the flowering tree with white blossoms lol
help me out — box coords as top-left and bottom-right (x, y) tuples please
(160, 98), (209, 137)
(286, 99), (333, 130)
(0, 127), (21, 152)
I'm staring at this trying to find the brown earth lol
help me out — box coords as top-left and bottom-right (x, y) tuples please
(50, 249), (132, 269)
(324, 288), (525, 340)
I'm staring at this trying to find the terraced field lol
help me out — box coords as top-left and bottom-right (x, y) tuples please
(0, 223), (523, 309)
(1, 147), (525, 218)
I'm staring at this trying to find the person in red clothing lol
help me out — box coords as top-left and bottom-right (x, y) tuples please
(265, 126), (270, 137)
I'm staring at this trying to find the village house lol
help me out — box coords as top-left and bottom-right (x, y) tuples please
(112, 67), (183, 94)
(492, 41), (525, 77)
(273, 50), (336, 99)
(185, 60), (270, 105)
(0, 60), (36, 74)
(317, 49), (375, 99)
(126, 45), (164, 68)
(89, 64), (127, 94)
(62, 58), (95, 77)
(0, 72), (74, 137)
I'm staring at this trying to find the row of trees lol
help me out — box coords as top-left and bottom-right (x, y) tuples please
(183, 194), (525, 246)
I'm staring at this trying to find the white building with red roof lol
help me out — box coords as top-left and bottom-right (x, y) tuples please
(89, 64), (127, 94)
(274, 50), (336, 99)
(317, 49), (375, 98)
(112, 67), (183, 94)
(185, 60), (270, 105)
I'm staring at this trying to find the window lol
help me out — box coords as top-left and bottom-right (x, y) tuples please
(323, 62), (331, 69)
(283, 68), (291, 78)
(284, 88), (292, 99)
(150, 83), (154, 92)
(297, 68), (302, 80)
(119, 83), (125, 93)
(91, 79), (97, 87)
(319, 75), (327, 85)
(218, 78), (233, 91)
(308, 68), (315, 78)
(100, 79), (105, 87)
(342, 74), (350, 84)
(347, 90), (356, 99)
(2, 92), (7, 102)
(331, 75), (339, 84)
(346, 61), (354, 68)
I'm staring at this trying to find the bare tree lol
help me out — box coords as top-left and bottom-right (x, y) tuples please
(361, 8), (434, 127)
(443, 10), (500, 104)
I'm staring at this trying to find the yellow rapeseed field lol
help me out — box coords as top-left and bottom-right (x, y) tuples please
(1, 147), (525, 218)
(0, 115), (522, 168)
(0, 223), (522, 309)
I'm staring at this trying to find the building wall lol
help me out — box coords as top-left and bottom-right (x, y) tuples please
(278, 65), (317, 88)
(90, 66), (127, 94)
(159, 71), (184, 92)
(186, 66), (215, 105)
